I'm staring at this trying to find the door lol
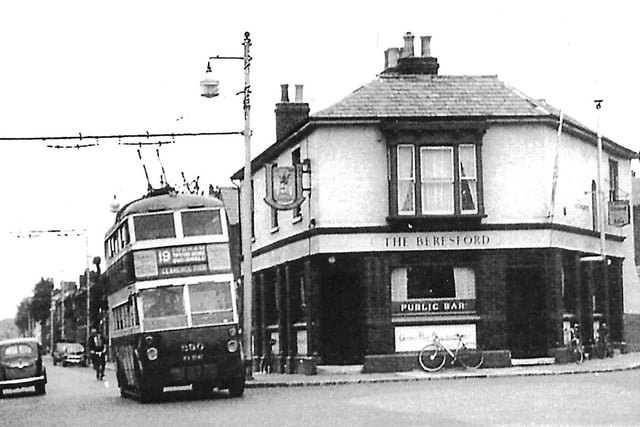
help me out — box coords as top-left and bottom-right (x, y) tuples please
(506, 267), (547, 358)
(320, 258), (366, 365)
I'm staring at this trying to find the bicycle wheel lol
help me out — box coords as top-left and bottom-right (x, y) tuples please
(418, 344), (446, 372)
(458, 347), (484, 369)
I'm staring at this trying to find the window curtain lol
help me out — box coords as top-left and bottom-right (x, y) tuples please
(459, 145), (477, 212)
(421, 147), (454, 214)
(397, 145), (415, 214)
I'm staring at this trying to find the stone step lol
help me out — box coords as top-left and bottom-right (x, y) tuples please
(316, 365), (364, 375)
(511, 357), (555, 366)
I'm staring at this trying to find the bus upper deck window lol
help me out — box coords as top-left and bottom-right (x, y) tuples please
(181, 209), (223, 237)
(133, 213), (176, 241)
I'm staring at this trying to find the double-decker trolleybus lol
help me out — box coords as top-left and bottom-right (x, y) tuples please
(104, 186), (245, 402)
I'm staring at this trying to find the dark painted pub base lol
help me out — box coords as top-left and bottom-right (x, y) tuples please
(252, 247), (624, 375)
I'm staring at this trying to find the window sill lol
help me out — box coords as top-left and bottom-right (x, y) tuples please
(270, 226), (280, 234)
(389, 213), (486, 220)
(387, 214), (486, 231)
(292, 216), (303, 225)
(392, 313), (480, 325)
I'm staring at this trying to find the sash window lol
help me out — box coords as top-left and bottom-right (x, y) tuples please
(397, 145), (415, 215)
(390, 142), (482, 217)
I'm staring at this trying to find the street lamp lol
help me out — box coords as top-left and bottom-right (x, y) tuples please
(201, 32), (253, 377)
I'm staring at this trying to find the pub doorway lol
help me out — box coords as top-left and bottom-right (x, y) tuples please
(506, 266), (547, 358)
(319, 256), (366, 365)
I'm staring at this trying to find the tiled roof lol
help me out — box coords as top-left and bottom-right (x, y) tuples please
(313, 74), (552, 119)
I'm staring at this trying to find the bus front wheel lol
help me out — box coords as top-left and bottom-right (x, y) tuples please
(192, 382), (213, 396)
(228, 378), (245, 397)
(138, 385), (162, 403)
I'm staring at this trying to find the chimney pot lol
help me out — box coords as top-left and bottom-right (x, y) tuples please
(280, 84), (290, 103)
(295, 84), (304, 102)
(402, 32), (414, 58)
(421, 35), (432, 57)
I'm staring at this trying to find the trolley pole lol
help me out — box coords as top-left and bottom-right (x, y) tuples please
(50, 291), (55, 351)
(85, 233), (91, 346)
(239, 32), (254, 378)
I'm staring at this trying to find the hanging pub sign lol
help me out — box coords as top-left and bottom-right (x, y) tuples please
(608, 200), (630, 227)
(264, 163), (305, 210)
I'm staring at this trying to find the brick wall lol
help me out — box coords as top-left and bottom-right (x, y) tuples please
(477, 252), (508, 350)
(544, 249), (565, 349)
(363, 255), (394, 354)
(624, 313), (640, 351)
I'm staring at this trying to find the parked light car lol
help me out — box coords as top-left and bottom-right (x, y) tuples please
(62, 343), (86, 367)
(0, 337), (47, 397)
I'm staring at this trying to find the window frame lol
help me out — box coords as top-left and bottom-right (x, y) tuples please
(608, 159), (619, 202)
(390, 140), (483, 218)
(420, 146), (455, 215)
(396, 144), (416, 215)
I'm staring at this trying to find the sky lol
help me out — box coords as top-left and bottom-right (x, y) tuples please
(0, 0), (638, 320)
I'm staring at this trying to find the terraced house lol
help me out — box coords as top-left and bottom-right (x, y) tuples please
(233, 33), (640, 373)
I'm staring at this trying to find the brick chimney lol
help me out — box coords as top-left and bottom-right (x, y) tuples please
(275, 84), (310, 142)
(383, 32), (439, 75)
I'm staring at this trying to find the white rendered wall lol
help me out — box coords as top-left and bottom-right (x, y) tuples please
(248, 121), (640, 313)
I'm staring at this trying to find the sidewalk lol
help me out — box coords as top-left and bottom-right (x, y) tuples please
(246, 352), (640, 388)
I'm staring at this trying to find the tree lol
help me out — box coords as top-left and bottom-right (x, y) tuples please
(31, 278), (54, 329)
(15, 297), (32, 336)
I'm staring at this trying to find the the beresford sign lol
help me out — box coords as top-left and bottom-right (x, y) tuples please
(384, 234), (491, 249)
(392, 298), (475, 315)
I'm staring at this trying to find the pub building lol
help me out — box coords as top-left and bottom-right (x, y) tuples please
(232, 33), (640, 373)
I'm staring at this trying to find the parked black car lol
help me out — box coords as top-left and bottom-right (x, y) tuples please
(0, 337), (47, 397)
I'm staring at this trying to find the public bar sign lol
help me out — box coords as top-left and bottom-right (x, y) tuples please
(392, 299), (475, 315)
(608, 200), (630, 227)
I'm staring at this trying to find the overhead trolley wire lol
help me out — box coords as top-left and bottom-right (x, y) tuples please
(0, 130), (243, 143)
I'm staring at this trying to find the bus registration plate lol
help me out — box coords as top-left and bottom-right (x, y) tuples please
(171, 364), (217, 381)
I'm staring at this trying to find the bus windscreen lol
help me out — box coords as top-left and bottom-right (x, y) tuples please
(140, 286), (188, 330)
(189, 281), (234, 326)
(139, 282), (234, 330)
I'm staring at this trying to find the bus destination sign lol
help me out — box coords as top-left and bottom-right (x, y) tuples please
(134, 245), (211, 279)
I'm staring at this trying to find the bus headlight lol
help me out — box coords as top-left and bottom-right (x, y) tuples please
(227, 340), (239, 353)
(228, 326), (237, 337)
(146, 347), (159, 361)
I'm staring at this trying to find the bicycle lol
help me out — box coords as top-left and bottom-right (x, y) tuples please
(594, 323), (613, 359)
(418, 333), (484, 372)
(91, 349), (107, 380)
(566, 325), (585, 363)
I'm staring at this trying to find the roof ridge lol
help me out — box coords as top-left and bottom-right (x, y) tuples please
(313, 73), (555, 121)
(378, 73), (499, 79)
